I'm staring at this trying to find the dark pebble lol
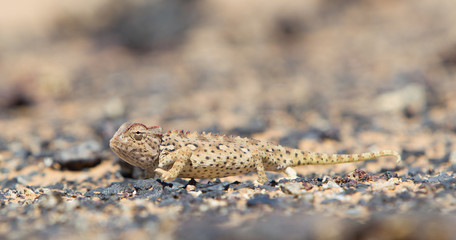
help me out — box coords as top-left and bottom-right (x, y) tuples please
(279, 131), (308, 149)
(2, 177), (18, 189)
(229, 117), (267, 136)
(117, 160), (136, 178)
(162, 187), (189, 200)
(195, 180), (225, 193)
(133, 180), (163, 200)
(134, 214), (159, 227)
(102, 182), (135, 196)
(167, 179), (187, 189)
(355, 183), (370, 189)
(281, 128), (340, 149)
(246, 194), (278, 207)
(132, 179), (161, 191)
(429, 152), (450, 165)
(92, 119), (126, 147)
(0, 88), (34, 110)
(411, 175), (426, 183)
(438, 178), (456, 190)
(448, 164), (456, 173)
(428, 173), (452, 183)
(85, 183), (135, 199)
(277, 178), (291, 184)
(99, 194), (120, 201)
(158, 197), (179, 207)
(401, 149), (426, 160)
(341, 112), (373, 133)
(407, 167), (424, 177)
(157, 179), (174, 189)
(53, 140), (103, 170)
(64, 188), (77, 197)
(92, 0), (198, 53)
(259, 184), (278, 191)
(227, 181), (256, 190)
(13, 148), (32, 164)
(0, 136), (8, 151)
(134, 189), (163, 200)
(45, 182), (64, 190)
(199, 190), (225, 199)
(84, 187), (104, 198)
(321, 199), (341, 204)
(334, 176), (356, 186)
(319, 128), (341, 142)
(340, 182), (356, 188)
(352, 169), (370, 181)
(367, 193), (396, 211)
(186, 178), (198, 186)
(383, 171), (398, 180)
(269, 180), (279, 186)
(379, 166), (402, 173)
(344, 188), (357, 195)
(396, 191), (412, 201)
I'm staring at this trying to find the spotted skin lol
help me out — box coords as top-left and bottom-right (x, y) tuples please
(110, 122), (401, 184)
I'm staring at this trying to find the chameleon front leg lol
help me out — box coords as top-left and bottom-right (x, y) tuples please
(144, 161), (159, 178)
(154, 148), (192, 182)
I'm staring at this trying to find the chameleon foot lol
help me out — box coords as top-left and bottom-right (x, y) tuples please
(154, 168), (176, 181)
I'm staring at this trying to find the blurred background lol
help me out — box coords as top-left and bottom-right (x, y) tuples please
(2, 0), (456, 136)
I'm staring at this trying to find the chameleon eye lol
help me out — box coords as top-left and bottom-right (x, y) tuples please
(132, 131), (144, 141)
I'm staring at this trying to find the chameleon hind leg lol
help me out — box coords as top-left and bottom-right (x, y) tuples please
(284, 167), (297, 179)
(252, 150), (268, 184)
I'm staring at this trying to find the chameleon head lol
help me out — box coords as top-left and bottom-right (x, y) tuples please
(109, 122), (163, 169)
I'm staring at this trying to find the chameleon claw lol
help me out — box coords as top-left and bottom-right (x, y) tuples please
(154, 168), (174, 181)
(154, 168), (166, 176)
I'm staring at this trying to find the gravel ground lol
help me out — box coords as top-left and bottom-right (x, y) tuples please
(1, 1), (456, 239)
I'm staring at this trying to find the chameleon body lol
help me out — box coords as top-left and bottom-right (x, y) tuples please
(110, 122), (401, 184)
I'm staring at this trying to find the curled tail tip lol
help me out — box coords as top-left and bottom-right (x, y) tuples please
(389, 150), (402, 163)
(380, 150), (401, 163)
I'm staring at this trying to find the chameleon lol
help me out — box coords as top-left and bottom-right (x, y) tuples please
(110, 122), (401, 184)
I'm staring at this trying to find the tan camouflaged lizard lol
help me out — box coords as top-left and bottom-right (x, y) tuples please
(110, 122), (401, 184)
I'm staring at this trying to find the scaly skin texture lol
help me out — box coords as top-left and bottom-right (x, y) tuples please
(110, 122), (401, 184)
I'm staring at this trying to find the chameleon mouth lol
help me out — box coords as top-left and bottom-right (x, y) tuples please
(109, 136), (127, 155)
(109, 139), (121, 154)
(109, 138), (134, 164)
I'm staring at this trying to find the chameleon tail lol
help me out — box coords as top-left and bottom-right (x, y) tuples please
(290, 149), (401, 166)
